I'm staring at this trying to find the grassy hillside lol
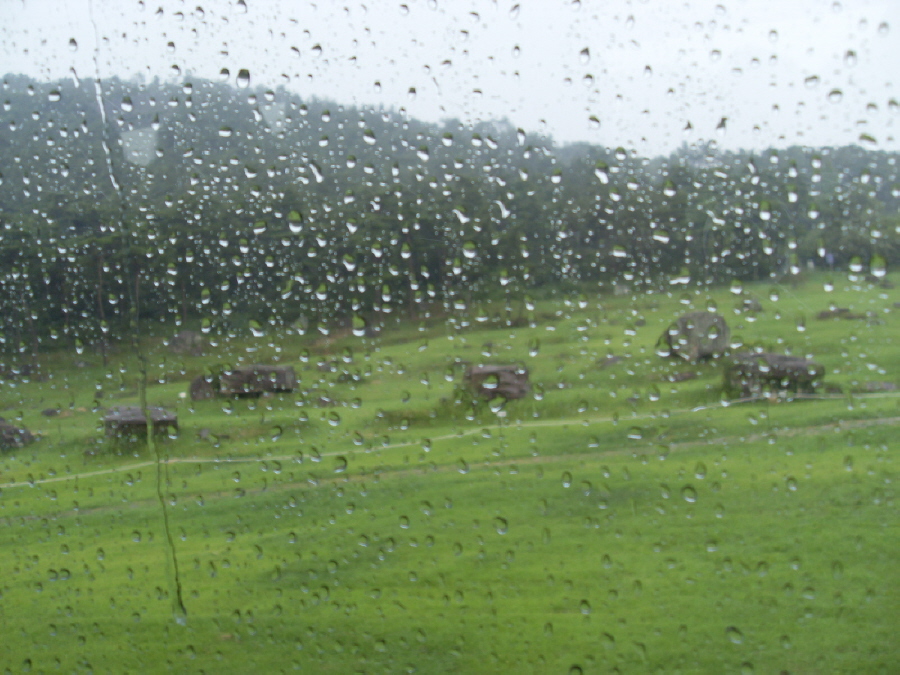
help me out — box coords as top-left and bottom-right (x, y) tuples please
(0, 272), (897, 673)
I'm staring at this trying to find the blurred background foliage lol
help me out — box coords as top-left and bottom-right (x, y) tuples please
(0, 74), (897, 361)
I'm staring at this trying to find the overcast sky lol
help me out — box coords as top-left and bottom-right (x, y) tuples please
(2, 0), (898, 155)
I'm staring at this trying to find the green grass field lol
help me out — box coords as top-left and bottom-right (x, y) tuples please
(1, 273), (897, 673)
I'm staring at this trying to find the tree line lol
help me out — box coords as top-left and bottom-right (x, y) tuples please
(0, 73), (898, 362)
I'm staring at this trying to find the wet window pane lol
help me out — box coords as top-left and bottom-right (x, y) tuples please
(1, 1), (897, 671)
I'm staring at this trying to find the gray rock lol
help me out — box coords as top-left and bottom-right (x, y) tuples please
(190, 375), (218, 401)
(725, 352), (824, 397)
(464, 364), (531, 400)
(0, 421), (35, 451)
(169, 330), (206, 356)
(658, 311), (730, 362)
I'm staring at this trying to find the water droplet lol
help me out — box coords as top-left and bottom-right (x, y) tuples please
(681, 485), (698, 503)
(832, 561), (844, 579)
(68, 38), (78, 51)
(286, 211), (303, 233)
(828, 89), (843, 103)
(236, 69), (251, 88)
(726, 626), (744, 644)
(494, 517), (508, 535)
(352, 314), (367, 337)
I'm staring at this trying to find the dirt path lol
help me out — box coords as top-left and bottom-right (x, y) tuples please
(1, 412), (896, 527)
(2, 394), (897, 491)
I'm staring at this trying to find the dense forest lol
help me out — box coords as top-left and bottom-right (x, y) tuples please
(1, 73), (898, 360)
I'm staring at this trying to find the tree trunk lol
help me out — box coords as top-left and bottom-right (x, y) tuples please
(96, 252), (108, 368)
(180, 275), (188, 326)
(133, 267), (141, 322)
(25, 303), (39, 374)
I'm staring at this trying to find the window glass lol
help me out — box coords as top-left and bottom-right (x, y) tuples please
(1, 1), (897, 671)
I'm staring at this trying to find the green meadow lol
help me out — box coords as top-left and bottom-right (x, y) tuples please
(0, 273), (897, 673)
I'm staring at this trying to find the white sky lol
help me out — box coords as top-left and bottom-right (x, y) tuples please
(2, 0), (898, 155)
